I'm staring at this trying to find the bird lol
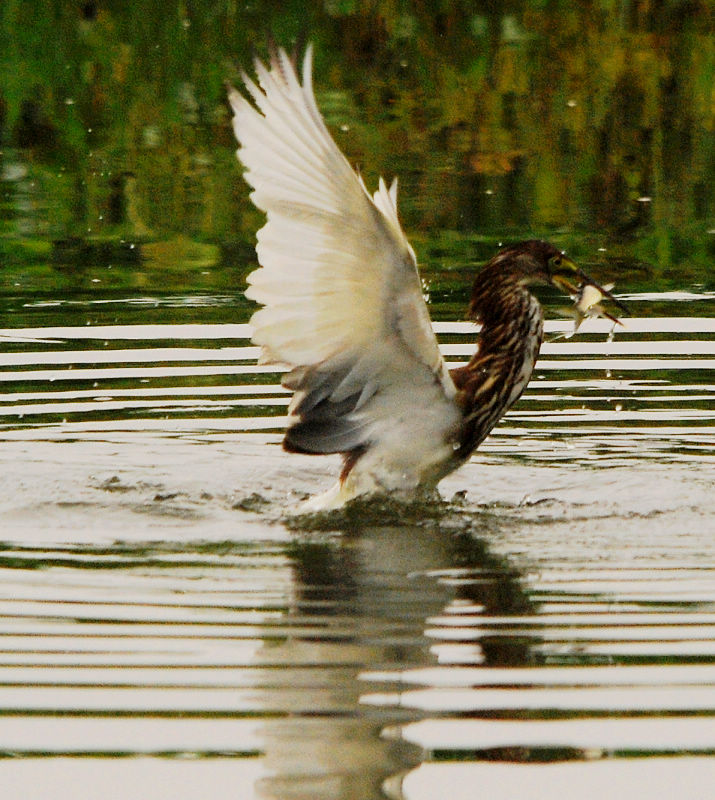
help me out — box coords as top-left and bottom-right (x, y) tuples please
(227, 45), (623, 511)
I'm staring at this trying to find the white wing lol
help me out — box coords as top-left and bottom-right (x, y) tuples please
(228, 46), (457, 456)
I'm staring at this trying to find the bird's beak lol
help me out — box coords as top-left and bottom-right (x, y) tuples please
(550, 273), (579, 295)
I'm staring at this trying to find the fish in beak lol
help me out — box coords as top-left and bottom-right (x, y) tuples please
(548, 256), (628, 337)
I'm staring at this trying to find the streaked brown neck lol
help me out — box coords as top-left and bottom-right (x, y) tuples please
(450, 267), (544, 459)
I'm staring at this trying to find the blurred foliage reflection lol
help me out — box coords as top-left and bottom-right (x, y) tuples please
(0, 0), (713, 286)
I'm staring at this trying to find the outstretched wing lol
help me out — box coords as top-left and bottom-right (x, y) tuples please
(228, 46), (457, 455)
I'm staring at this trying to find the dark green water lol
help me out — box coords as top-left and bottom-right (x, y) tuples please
(1, 1), (713, 283)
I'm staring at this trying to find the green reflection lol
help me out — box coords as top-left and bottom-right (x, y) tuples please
(0, 0), (712, 290)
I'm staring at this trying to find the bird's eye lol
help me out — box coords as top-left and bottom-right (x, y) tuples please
(548, 255), (564, 272)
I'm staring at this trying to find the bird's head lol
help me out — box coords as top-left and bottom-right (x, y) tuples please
(478, 239), (627, 317)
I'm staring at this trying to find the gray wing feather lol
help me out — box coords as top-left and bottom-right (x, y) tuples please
(283, 364), (374, 453)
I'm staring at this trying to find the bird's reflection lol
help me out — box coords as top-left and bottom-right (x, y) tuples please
(286, 539), (360, 619)
(255, 505), (537, 800)
(442, 530), (538, 667)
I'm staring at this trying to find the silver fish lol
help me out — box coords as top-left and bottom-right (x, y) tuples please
(557, 279), (627, 339)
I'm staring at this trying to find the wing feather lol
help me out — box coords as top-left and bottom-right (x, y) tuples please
(229, 45), (457, 456)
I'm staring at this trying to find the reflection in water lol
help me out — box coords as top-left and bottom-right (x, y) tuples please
(256, 515), (534, 800)
(440, 530), (535, 668)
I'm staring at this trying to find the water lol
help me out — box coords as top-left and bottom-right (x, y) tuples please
(0, 284), (713, 798)
(3, 1), (713, 791)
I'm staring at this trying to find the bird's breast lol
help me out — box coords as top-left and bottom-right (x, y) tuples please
(455, 293), (544, 458)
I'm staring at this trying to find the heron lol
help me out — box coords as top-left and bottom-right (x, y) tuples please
(227, 46), (624, 511)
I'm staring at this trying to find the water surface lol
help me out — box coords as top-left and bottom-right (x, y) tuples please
(0, 287), (713, 799)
